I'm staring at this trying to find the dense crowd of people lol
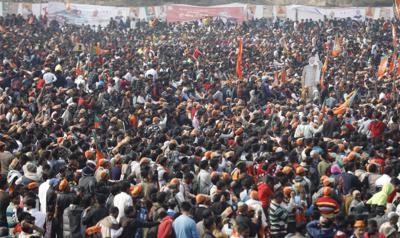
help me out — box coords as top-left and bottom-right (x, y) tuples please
(0, 11), (399, 238)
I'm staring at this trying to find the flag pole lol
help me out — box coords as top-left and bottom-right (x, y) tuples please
(394, 0), (400, 103)
(393, 23), (399, 104)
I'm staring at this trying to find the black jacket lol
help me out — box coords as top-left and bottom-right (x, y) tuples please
(119, 217), (159, 238)
(235, 214), (261, 237)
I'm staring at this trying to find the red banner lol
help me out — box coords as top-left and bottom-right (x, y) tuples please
(166, 4), (245, 22)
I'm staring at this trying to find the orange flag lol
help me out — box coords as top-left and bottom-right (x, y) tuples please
(76, 60), (83, 76)
(320, 55), (328, 89)
(393, 24), (397, 49)
(333, 89), (358, 115)
(236, 38), (243, 80)
(332, 35), (342, 58)
(394, 0), (400, 21)
(377, 56), (388, 80)
(95, 46), (101, 56)
(389, 53), (397, 74)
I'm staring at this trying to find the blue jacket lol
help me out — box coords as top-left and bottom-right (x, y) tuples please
(172, 214), (200, 238)
(306, 220), (336, 238)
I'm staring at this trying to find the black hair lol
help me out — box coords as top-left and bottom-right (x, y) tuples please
(199, 160), (208, 170)
(120, 181), (130, 192)
(109, 206), (119, 215)
(124, 206), (134, 216)
(25, 197), (36, 208)
(180, 201), (192, 212)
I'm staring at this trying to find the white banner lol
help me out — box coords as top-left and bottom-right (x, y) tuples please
(48, 2), (129, 26)
(286, 5), (372, 21)
(3, 2), (394, 25)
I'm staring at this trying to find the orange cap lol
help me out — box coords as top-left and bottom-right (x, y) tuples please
(170, 178), (180, 186)
(196, 194), (208, 204)
(85, 150), (93, 159)
(283, 186), (293, 197)
(320, 175), (328, 182)
(250, 190), (259, 200)
(59, 179), (68, 191)
(323, 186), (332, 196)
(354, 220), (365, 228)
(282, 166), (293, 174)
(296, 166), (305, 175)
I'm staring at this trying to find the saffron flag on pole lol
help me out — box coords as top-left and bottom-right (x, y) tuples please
(332, 35), (342, 58)
(333, 89), (358, 115)
(377, 56), (389, 80)
(236, 38), (243, 79)
(394, 0), (400, 21)
(320, 55), (328, 89)
(92, 131), (104, 168)
(389, 53), (397, 74)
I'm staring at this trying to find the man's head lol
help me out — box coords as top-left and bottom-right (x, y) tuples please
(109, 206), (119, 218)
(389, 212), (399, 225)
(368, 219), (378, 235)
(25, 197), (36, 209)
(274, 191), (284, 204)
(180, 201), (192, 214)
(319, 216), (332, 228)
(124, 206), (135, 218)
(120, 181), (130, 193)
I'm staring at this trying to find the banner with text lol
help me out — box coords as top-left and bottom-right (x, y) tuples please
(165, 4), (245, 22)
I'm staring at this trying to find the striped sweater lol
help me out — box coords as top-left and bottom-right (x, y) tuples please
(268, 200), (288, 236)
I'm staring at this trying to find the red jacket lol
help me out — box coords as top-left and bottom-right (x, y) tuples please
(368, 120), (386, 138)
(158, 216), (174, 238)
(257, 182), (274, 209)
